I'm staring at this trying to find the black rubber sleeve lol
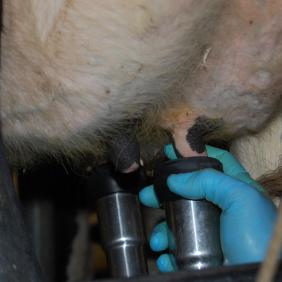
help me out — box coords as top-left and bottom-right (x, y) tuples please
(154, 157), (223, 204)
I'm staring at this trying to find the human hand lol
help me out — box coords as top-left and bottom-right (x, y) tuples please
(139, 145), (277, 272)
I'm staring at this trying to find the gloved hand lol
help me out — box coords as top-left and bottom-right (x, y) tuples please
(139, 144), (277, 272)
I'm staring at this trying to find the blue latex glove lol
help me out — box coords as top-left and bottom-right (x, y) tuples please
(139, 144), (277, 272)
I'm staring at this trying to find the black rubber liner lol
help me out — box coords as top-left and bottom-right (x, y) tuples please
(85, 164), (149, 200)
(154, 157), (223, 204)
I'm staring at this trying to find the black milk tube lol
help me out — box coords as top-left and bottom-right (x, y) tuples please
(154, 157), (224, 270)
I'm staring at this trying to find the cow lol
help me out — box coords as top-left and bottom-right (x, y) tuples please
(1, 2), (281, 280)
(1, 0), (281, 166)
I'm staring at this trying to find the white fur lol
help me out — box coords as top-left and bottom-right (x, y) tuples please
(1, 0), (282, 163)
(231, 111), (282, 179)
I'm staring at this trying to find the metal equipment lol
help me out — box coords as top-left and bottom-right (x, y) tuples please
(86, 164), (148, 278)
(154, 156), (224, 270)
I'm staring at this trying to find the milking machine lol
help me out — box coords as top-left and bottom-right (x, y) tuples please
(86, 164), (148, 278)
(89, 158), (223, 277)
(88, 144), (282, 282)
(85, 124), (223, 278)
(154, 156), (223, 271)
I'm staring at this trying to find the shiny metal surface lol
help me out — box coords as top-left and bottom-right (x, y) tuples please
(166, 199), (223, 270)
(97, 193), (147, 278)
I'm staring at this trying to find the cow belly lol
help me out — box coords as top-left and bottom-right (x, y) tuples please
(1, 0), (282, 163)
